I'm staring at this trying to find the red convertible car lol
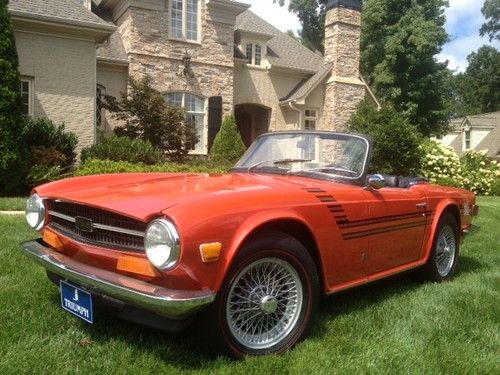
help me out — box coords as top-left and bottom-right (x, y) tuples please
(22, 131), (478, 357)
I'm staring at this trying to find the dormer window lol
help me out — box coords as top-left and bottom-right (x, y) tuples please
(464, 129), (471, 149)
(245, 43), (262, 66)
(170, 0), (200, 42)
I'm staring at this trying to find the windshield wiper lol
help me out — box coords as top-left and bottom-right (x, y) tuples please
(273, 158), (312, 165)
(247, 161), (264, 172)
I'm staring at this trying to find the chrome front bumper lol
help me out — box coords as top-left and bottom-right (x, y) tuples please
(463, 224), (480, 237)
(21, 240), (216, 318)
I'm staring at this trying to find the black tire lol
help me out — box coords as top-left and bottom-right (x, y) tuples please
(423, 212), (459, 282)
(214, 231), (319, 358)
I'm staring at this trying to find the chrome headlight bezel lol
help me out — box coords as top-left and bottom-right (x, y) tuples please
(25, 193), (45, 231)
(144, 218), (180, 270)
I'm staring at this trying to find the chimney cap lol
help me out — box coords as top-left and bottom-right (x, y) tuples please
(325, 0), (362, 11)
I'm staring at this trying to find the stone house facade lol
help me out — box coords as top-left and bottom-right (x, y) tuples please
(9, 0), (377, 155)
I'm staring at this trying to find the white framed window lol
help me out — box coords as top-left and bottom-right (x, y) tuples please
(96, 85), (106, 142)
(21, 78), (33, 116)
(464, 129), (471, 150)
(170, 0), (201, 42)
(245, 43), (263, 66)
(303, 109), (317, 130)
(166, 92), (206, 153)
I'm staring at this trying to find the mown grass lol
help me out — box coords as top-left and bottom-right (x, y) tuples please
(0, 197), (498, 374)
(0, 197), (26, 211)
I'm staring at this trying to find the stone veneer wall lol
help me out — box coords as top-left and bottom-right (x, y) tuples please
(112, 2), (235, 152)
(322, 6), (365, 131)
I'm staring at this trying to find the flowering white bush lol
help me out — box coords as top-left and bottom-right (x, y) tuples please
(420, 140), (462, 187)
(420, 140), (500, 195)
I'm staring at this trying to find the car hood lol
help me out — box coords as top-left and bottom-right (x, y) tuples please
(34, 172), (322, 221)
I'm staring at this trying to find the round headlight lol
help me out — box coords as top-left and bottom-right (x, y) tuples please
(144, 219), (180, 270)
(25, 194), (45, 230)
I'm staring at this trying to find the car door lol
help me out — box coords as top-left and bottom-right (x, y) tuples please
(360, 187), (428, 276)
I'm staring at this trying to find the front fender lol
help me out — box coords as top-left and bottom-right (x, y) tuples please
(422, 199), (461, 262)
(213, 209), (315, 292)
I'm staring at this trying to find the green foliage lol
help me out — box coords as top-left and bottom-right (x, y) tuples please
(361, 0), (450, 137)
(451, 46), (500, 116)
(104, 75), (198, 161)
(24, 117), (78, 168)
(460, 150), (500, 195)
(275, 0), (327, 52)
(420, 140), (500, 195)
(75, 159), (229, 176)
(80, 136), (165, 165)
(210, 114), (247, 164)
(0, 1), (28, 196)
(420, 139), (462, 187)
(349, 101), (423, 175)
(480, 0), (500, 41)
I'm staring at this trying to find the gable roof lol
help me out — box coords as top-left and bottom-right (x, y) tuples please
(280, 63), (333, 103)
(8, 0), (115, 32)
(235, 10), (323, 73)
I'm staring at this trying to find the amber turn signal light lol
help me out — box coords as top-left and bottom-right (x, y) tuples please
(117, 255), (160, 277)
(200, 242), (222, 263)
(43, 230), (63, 251)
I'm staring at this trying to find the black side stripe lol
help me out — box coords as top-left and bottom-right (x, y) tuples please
(338, 210), (435, 228)
(343, 220), (432, 240)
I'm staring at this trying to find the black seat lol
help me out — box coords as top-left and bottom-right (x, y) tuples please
(381, 174), (399, 187)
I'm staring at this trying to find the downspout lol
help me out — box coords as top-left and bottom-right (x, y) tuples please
(288, 101), (302, 129)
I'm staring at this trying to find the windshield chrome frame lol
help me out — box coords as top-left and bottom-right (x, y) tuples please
(232, 131), (373, 186)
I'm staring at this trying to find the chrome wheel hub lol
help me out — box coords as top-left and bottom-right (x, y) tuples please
(260, 295), (278, 314)
(436, 225), (456, 277)
(226, 257), (303, 349)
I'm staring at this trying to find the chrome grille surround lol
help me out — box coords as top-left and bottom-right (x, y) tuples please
(46, 200), (147, 252)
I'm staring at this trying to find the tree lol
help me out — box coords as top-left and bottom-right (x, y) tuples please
(104, 75), (198, 161)
(480, 0), (500, 41)
(0, 0), (28, 195)
(452, 46), (500, 116)
(210, 114), (246, 164)
(349, 100), (423, 176)
(275, 0), (451, 136)
(275, 0), (327, 52)
(361, 0), (450, 137)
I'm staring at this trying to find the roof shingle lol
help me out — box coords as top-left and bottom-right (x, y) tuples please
(8, 0), (115, 31)
(235, 10), (323, 73)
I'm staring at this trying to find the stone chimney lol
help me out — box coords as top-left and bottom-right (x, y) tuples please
(322, 0), (365, 131)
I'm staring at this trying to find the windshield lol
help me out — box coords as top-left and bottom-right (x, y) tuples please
(233, 132), (370, 182)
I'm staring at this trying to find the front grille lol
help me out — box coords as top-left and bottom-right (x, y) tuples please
(47, 200), (147, 252)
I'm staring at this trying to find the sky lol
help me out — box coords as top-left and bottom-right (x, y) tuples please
(243, 0), (500, 73)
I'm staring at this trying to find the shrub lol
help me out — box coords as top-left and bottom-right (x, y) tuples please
(460, 150), (499, 195)
(104, 75), (198, 161)
(420, 140), (500, 195)
(24, 117), (78, 168)
(23, 117), (77, 186)
(75, 159), (230, 176)
(80, 136), (164, 165)
(0, 2), (28, 196)
(419, 139), (462, 187)
(349, 101), (424, 175)
(210, 114), (247, 164)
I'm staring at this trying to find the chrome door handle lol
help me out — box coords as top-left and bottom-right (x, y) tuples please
(416, 202), (427, 208)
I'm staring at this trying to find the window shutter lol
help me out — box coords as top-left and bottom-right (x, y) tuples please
(207, 96), (223, 151)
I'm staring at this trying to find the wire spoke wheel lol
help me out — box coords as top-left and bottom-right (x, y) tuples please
(226, 257), (304, 350)
(435, 224), (456, 277)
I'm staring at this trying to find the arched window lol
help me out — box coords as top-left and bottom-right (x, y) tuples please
(166, 92), (206, 153)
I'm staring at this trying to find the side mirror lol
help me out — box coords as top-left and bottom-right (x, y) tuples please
(366, 174), (386, 190)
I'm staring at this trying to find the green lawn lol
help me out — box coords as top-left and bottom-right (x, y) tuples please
(0, 198), (498, 374)
(0, 197), (26, 211)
